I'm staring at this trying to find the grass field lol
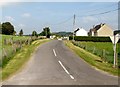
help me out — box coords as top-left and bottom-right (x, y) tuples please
(72, 41), (120, 64)
(64, 41), (119, 76)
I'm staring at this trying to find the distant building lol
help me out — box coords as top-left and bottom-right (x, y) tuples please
(74, 27), (88, 36)
(88, 23), (113, 37)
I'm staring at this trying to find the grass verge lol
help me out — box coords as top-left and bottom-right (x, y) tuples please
(64, 41), (119, 76)
(1, 39), (50, 80)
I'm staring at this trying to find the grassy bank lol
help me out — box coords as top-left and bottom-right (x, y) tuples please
(1, 35), (30, 67)
(64, 41), (119, 76)
(1, 39), (50, 80)
(72, 41), (120, 65)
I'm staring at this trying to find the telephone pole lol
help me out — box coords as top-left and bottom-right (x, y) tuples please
(73, 14), (76, 41)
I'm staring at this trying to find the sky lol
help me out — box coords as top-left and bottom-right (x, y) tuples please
(0, 1), (119, 35)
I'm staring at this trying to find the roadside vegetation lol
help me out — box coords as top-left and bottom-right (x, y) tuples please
(64, 41), (119, 76)
(1, 38), (50, 80)
(1, 34), (36, 67)
(72, 41), (120, 65)
(0, 21), (52, 80)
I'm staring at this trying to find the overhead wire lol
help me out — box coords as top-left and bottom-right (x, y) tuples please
(50, 5), (119, 27)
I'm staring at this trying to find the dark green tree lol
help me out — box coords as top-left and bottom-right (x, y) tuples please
(2, 22), (14, 35)
(13, 31), (16, 35)
(19, 29), (23, 36)
(39, 27), (51, 38)
(0, 23), (2, 34)
(32, 30), (38, 36)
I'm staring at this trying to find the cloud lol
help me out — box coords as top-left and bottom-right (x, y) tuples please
(18, 24), (25, 27)
(22, 13), (31, 18)
(0, 0), (21, 7)
(5, 16), (14, 21)
(82, 16), (97, 23)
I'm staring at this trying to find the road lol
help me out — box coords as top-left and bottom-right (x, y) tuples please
(3, 40), (118, 85)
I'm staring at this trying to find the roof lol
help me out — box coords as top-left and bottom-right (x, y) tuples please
(74, 28), (80, 33)
(91, 23), (105, 32)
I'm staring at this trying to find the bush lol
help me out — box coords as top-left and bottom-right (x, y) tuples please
(69, 36), (112, 42)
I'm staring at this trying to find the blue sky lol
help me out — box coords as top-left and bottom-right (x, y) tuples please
(1, 2), (118, 35)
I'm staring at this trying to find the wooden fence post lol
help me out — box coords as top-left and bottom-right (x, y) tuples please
(3, 48), (7, 58)
(93, 47), (96, 54)
(4, 38), (7, 45)
(102, 49), (106, 62)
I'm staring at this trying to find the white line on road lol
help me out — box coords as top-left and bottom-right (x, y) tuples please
(53, 49), (57, 57)
(70, 75), (74, 79)
(58, 61), (70, 75)
(58, 61), (74, 80)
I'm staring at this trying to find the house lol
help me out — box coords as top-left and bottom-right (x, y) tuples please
(88, 23), (113, 37)
(74, 27), (88, 36)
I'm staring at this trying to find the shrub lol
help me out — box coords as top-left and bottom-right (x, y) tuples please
(69, 36), (111, 42)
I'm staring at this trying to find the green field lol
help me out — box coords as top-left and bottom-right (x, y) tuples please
(72, 41), (120, 64)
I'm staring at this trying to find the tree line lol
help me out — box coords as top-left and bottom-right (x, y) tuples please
(0, 22), (51, 38)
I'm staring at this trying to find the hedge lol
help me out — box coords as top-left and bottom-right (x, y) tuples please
(69, 36), (120, 42)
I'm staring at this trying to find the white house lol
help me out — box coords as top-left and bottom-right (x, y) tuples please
(74, 27), (88, 36)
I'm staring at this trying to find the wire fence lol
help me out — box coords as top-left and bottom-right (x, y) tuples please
(72, 41), (114, 64)
(1, 36), (44, 67)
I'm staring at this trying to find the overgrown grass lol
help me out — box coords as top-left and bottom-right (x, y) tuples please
(0, 35), (31, 67)
(64, 41), (119, 76)
(72, 41), (120, 65)
(1, 39), (50, 80)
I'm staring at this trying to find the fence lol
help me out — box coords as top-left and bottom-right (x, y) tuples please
(1, 36), (40, 67)
(72, 41), (114, 64)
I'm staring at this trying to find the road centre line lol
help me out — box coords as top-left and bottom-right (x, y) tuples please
(53, 49), (57, 57)
(58, 60), (74, 80)
(70, 75), (75, 80)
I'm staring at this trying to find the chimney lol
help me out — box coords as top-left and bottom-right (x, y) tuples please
(100, 23), (103, 27)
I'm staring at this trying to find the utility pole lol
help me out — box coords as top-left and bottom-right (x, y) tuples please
(73, 14), (76, 41)
(113, 30), (120, 68)
(113, 34), (117, 68)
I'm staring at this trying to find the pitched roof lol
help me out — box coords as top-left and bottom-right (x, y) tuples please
(74, 28), (80, 33)
(91, 23), (105, 32)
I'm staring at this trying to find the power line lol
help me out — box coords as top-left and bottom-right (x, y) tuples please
(50, 16), (73, 26)
(50, 6), (119, 27)
(77, 8), (119, 17)
(81, 3), (117, 14)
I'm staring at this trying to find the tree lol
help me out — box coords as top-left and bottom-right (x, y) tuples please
(13, 31), (16, 35)
(2, 22), (14, 35)
(0, 23), (2, 34)
(19, 29), (23, 36)
(39, 27), (51, 38)
(32, 30), (38, 36)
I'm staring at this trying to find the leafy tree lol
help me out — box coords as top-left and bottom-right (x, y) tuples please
(2, 22), (14, 35)
(13, 31), (16, 35)
(32, 30), (38, 36)
(0, 23), (2, 34)
(19, 29), (23, 36)
(39, 27), (51, 38)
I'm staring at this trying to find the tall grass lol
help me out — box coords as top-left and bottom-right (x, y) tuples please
(72, 41), (120, 67)
(0, 34), (38, 67)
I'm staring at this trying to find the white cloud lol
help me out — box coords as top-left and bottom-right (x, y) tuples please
(82, 16), (97, 23)
(5, 16), (14, 21)
(18, 24), (25, 27)
(22, 13), (31, 18)
(0, 0), (21, 7)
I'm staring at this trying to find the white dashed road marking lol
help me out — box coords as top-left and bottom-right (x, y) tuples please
(58, 61), (74, 80)
(53, 49), (57, 57)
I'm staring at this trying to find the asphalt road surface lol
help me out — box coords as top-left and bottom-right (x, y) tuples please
(3, 40), (118, 85)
